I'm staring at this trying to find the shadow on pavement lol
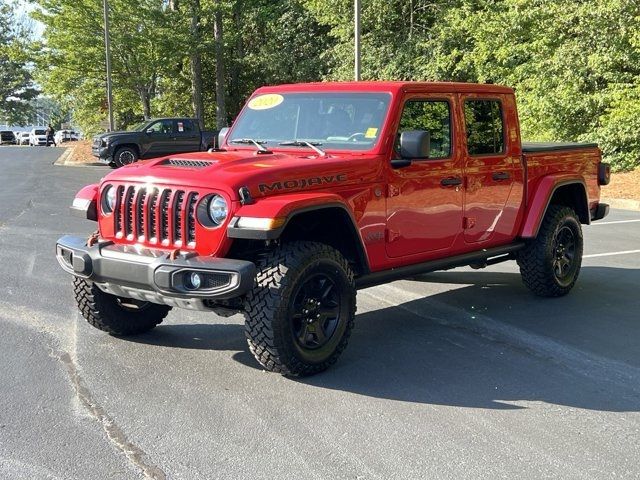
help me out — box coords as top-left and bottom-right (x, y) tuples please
(131, 323), (246, 351)
(125, 266), (640, 412)
(407, 266), (640, 368)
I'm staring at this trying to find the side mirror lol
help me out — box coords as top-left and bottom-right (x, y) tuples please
(399, 130), (430, 159)
(146, 128), (154, 134)
(217, 127), (229, 148)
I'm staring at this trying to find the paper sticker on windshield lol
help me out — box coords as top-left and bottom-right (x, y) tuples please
(248, 94), (284, 110)
(365, 127), (378, 138)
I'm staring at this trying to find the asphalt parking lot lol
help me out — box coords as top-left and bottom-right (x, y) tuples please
(1, 146), (639, 479)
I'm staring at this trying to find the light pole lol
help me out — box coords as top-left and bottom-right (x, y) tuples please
(103, 0), (115, 131)
(354, 0), (361, 81)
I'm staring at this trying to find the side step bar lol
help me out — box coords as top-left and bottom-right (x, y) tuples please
(355, 242), (525, 290)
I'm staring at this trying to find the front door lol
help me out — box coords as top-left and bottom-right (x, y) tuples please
(461, 96), (516, 244)
(145, 119), (175, 155)
(385, 94), (464, 258)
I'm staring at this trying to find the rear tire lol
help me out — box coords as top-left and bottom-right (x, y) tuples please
(73, 277), (170, 335)
(113, 146), (138, 168)
(517, 205), (583, 297)
(244, 241), (356, 376)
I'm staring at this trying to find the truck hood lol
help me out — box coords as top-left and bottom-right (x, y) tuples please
(93, 131), (138, 143)
(100, 149), (383, 200)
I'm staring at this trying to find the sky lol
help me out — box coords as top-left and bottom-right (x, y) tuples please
(15, 0), (45, 39)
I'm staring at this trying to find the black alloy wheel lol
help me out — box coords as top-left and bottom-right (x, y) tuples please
(244, 241), (356, 376)
(113, 147), (138, 167)
(517, 205), (583, 297)
(290, 271), (341, 351)
(552, 225), (579, 287)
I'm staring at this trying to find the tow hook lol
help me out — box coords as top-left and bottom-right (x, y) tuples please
(87, 230), (99, 247)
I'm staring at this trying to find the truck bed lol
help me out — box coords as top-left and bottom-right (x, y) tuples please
(522, 142), (598, 153)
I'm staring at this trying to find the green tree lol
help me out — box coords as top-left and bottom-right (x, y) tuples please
(0, 0), (38, 125)
(421, 0), (640, 170)
(32, 0), (186, 132)
(304, 0), (448, 80)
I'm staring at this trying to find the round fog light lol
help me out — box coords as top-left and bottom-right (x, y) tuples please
(187, 272), (202, 290)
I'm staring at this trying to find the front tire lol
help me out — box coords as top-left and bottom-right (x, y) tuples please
(517, 205), (583, 297)
(73, 277), (170, 335)
(244, 241), (356, 376)
(113, 146), (138, 168)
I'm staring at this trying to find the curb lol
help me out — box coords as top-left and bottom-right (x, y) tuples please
(53, 145), (105, 167)
(601, 197), (640, 212)
(53, 147), (73, 166)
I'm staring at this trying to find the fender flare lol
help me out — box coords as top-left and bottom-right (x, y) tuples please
(520, 176), (589, 238)
(70, 183), (98, 221)
(227, 192), (370, 271)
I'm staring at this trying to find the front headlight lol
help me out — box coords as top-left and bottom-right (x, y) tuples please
(101, 185), (117, 214)
(208, 195), (228, 225)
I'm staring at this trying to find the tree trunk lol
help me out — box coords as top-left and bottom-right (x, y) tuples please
(190, 0), (204, 129)
(214, 0), (226, 129)
(230, 0), (243, 116)
(139, 88), (151, 119)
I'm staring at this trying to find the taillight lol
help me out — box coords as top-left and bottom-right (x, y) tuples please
(598, 162), (610, 186)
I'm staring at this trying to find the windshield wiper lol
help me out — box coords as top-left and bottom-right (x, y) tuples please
(279, 140), (326, 157)
(229, 138), (271, 153)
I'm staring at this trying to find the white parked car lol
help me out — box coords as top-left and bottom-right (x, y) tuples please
(29, 128), (48, 146)
(54, 129), (80, 144)
(16, 132), (30, 145)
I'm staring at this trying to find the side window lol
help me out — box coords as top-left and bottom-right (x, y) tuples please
(464, 100), (504, 155)
(176, 119), (195, 133)
(147, 120), (173, 134)
(397, 100), (451, 159)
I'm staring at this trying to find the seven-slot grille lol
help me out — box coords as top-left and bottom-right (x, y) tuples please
(113, 185), (200, 247)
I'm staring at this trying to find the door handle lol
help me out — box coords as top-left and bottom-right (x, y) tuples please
(492, 171), (510, 181)
(440, 177), (463, 187)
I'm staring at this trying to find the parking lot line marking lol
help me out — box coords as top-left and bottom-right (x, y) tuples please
(590, 219), (640, 226)
(583, 249), (640, 258)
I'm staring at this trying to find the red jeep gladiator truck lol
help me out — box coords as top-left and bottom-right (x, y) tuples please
(56, 82), (610, 376)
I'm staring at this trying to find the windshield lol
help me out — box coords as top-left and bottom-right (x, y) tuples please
(35, 130), (46, 135)
(229, 92), (391, 151)
(129, 122), (148, 132)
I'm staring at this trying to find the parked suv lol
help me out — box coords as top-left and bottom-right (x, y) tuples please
(56, 81), (610, 376)
(29, 128), (47, 146)
(16, 132), (30, 145)
(0, 130), (16, 145)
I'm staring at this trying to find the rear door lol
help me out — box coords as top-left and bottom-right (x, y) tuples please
(385, 93), (464, 257)
(172, 119), (201, 153)
(461, 95), (518, 244)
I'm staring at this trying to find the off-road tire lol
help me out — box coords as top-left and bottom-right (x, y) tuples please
(244, 241), (356, 376)
(73, 277), (170, 335)
(517, 205), (583, 297)
(113, 146), (138, 168)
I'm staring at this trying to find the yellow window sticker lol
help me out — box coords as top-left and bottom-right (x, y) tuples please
(248, 94), (284, 110)
(365, 127), (378, 138)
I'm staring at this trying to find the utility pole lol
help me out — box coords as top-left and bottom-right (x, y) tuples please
(103, 0), (115, 131)
(354, 0), (361, 81)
